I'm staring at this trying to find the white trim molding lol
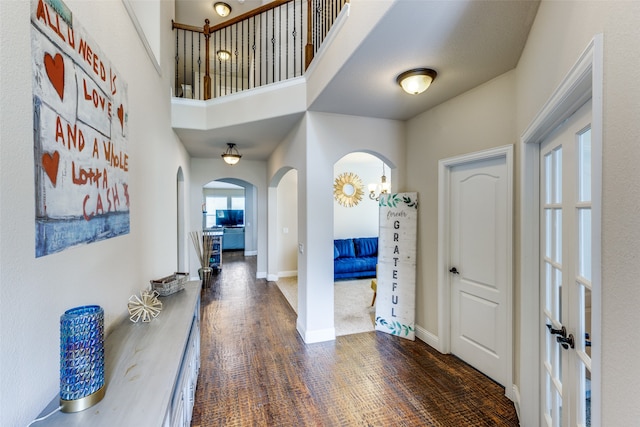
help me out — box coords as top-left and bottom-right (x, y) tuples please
(296, 321), (335, 344)
(519, 34), (603, 427)
(415, 325), (439, 350)
(122, 0), (162, 76)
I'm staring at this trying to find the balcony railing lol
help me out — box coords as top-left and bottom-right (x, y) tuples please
(172, 0), (348, 100)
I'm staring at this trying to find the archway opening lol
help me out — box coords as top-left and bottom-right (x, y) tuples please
(200, 178), (257, 268)
(331, 152), (391, 336)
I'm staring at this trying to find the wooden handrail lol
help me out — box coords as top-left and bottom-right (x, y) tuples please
(172, 19), (205, 34)
(173, 0), (303, 35)
(208, 0), (291, 33)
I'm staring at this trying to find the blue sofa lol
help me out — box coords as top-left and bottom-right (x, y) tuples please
(333, 237), (378, 281)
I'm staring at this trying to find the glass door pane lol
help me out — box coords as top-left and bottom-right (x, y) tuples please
(576, 127), (592, 427)
(542, 146), (564, 425)
(540, 102), (596, 427)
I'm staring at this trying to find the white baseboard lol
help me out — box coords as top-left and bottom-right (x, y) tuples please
(296, 320), (335, 343)
(266, 274), (279, 282)
(256, 271), (266, 279)
(278, 270), (297, 278)
(244, 250), (257, 256)
(511, 385), (521, 418)
(415, 324), (440, 351)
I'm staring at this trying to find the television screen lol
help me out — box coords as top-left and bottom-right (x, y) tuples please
(216, 210), (244, 226)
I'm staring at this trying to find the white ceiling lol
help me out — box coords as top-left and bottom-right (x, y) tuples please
(174, 0), (540, 159)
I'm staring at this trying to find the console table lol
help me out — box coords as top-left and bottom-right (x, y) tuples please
(36, 281), (201, 426)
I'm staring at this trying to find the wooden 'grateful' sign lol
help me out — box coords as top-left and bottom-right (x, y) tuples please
(375, 192), (418, 340)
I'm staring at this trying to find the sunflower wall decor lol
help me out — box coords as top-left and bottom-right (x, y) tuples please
(333, 172), (364, 207)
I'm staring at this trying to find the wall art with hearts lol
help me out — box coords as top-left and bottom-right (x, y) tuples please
(31, 0), (130, 257)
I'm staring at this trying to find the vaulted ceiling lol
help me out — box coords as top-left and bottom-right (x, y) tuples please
(174, 0), (540, 159)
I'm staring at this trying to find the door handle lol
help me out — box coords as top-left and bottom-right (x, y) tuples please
(557, 334), (575, 350)
(449, 267), (459, 275)
(546, 324), (567, 338)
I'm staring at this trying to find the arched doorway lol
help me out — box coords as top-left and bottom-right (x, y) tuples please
(202, 178), (257, 256)
(331, 152), (391, 336)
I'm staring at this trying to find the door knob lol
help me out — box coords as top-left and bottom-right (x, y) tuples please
(546, 324), (567, 338)
(557, 334), (575, 350)
(449, 267), (459, 274)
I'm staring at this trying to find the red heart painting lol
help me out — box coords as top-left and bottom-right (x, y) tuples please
(42, 151), (60, 187)
(117, 104), (124, 130)
(44, 53), (65, 101)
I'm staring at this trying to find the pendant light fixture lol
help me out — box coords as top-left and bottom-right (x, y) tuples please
(368, 163), (391, 201)
(221, 143), (242, 165)
(396, 68), (437, 95)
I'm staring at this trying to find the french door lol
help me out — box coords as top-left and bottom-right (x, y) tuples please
(540, 101), (594, 427)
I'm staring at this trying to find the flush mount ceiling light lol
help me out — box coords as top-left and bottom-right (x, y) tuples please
(213, 2), (232, 17)
(217, 49), (231, 61)
(396, 68), (437, 95)
(221, 143), (242, 165)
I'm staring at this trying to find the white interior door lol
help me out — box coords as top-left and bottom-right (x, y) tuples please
(449, 154), (510, 387)
(540, 101), (594, 427)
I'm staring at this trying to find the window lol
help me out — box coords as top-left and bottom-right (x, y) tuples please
(231, 197), (244, 210)
(205, 197), (227, 228)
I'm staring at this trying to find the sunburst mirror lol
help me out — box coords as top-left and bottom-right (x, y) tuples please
(333, 172), (364, 207)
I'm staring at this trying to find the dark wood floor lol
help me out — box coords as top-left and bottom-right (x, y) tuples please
(191, 252), (519, 426)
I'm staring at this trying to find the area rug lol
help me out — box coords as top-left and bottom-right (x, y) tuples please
(276, 277), (376, 336)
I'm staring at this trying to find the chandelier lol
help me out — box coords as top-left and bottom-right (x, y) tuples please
(368, 163), (391, 201)
(221, 143), (242, 165)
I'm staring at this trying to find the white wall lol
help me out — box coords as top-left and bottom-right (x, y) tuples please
(406, 71), (516, 334)
(0, 0), (190, 425)
(333, 154), (383, 239)
(514, 2), (640, 425)
(276, 170), (298, 275)
(123, 0), (161, 72)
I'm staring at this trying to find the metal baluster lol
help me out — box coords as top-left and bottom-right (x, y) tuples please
(183, 29), (186, 97)
(190, 30), (194, 99)
(239, 20), (243, 91)
(285, 2), (289, 79)
(271, 8), (276, 83)
(252, 16), (256, 89)
(175, 29), (179, 96)
(197, 34), (201, 100)
(213, 31), (218, 98)
(223, 27), (228, 96)
(292, 0), (297, 76)
(278, 5), (281, 82)
(235, 23), (238, 93)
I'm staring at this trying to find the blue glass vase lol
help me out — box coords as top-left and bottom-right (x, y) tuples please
(60, 305), (106, 412)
